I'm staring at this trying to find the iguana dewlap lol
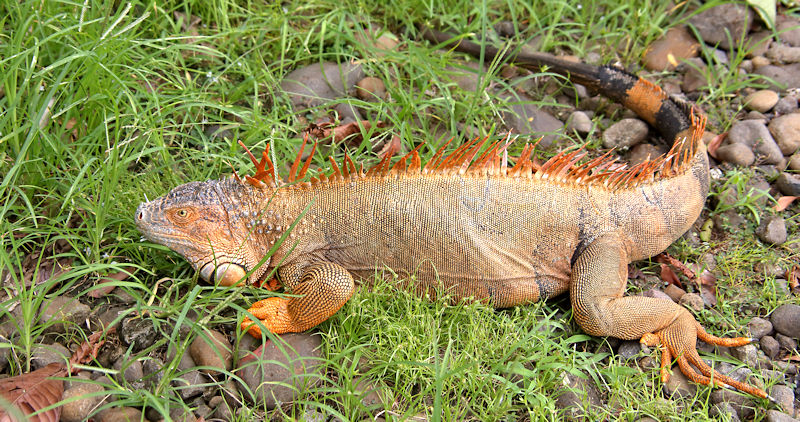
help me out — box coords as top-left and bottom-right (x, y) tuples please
(135, 28), (768, 399)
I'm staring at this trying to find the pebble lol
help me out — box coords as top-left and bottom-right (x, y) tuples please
(767, 43), (800, 64)
(189, 329), (233, 375)
(756, 216), (788, 245)
(775, 95), (799, 114)
(769, 113), (800, 155)
(629, 143), (664, 166)
(641, 289), (672, 302)
(39, 295), (90, 334)
(353, 376), (391, 409)
(353, 25), (398, 56)
(642, 26), (699, 71)
(754, 65), (800, 91)
(748, 316), (774, 339)
(173, 353), (206, 400)
(766, 409), (797, 422)
(752, 55), (772, 69)
(498, 92), (563, 148)
(689, 3), (753, 50)
(663, 367), (696, 398)
(445, 61), (482, 92)
(602, 118), (648, 149)
(770, 384), (795, 416)
(744, 90), (779, 112)
(60, 382), (106, 422)
(710, 402), (741, 422)
(710, 388), (755, 420)
(355, 77), (386, 101)
(679, 293), (704, 312)
(746, 30), (773, 58)
(95, 407), (143, 422)
(778, 16), (800, 47)
(236, 333), (323, 409)
(209, 395), (232, 421)
(776, 333), (798, 350)
(715, 143), (755, 166)
(617, 340), (642, 360)
(554, 371), (601, 417)
(112, 358), (144, 386)
(120, 317), (158, 352)
(727, 120), (784, 164)
(681, 60), (708, 92)
(776, 173), (800, 196)
(771, 304), (800, 339)
(565, 110), (593, 135)
(789, 153), (800, 171)
(731, 344), (758, 368)
(760, 335), (781, 359)
(31, 343), (70, 369)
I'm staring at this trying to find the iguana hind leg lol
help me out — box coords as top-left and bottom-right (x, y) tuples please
(242, 262), (355, 336)
(571, 235), (767, 399)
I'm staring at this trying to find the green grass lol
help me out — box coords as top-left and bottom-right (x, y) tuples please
(0, 0), (797, 421)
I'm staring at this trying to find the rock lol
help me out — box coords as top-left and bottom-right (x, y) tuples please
(710, 402), (741, 421)
(770, 384), (795, 415)
(498, 92), (563, 148)
(173, 353), (206, 400)
(681, 60), (708, 92)
(629, 144), (664, 166)
(731, 344), (758, 368)
(769, 114), (800, 155)
(353, 376), (391, 409)
(754, 65), (800, 91)
(748, 317), (773, 339)
(663, 284), (686, 303)
(280, 61), (364, 109)
(746, 30), (773, 58)
(766, 409), (797, 422)
(710, 388), (755, 420)
(727, 120), (784, 164)
(663, 366), (696, 398)
(752, 55), (772, 68)
(60, 382), (106, 422)
(95, 407), (143, 422)
(789, 153), (800, 171)
(602, 118), (648, 149)
(236, 333), (323, 409)
(643, 26), (699, 71)
(565, 111), (593, 135)
(761, 335), (780, 359)
(642, 288), (672, 302)
(777, 173), (800, 196)
(189, 329), (233, 374)
(772, 304), (800, 339)
(715, 143), (755, 166)
(209, 395), (232, 421)
(39, 295), (90, 334)
(776, 96), (799, 114)
(142, 358), (164, 389)
(554, 371), (601, 418)
(689, 4), (753, 50)
(355, 77), (386, 101)
(113, 358), (144, 386)
(775, 333), (798, 351)
(445, 61), (482, 92)
(767, 43), (800, 64)
(756, 216), (788, 245)
(744, 90), (779, 112)
(120, 317), (158, 352)
(31, 343), (70, 369)
(679, 293), (704, 312)
(617, 340), (642, 360)
(777, 16), (800, 47)
(353, 25), (398, 56)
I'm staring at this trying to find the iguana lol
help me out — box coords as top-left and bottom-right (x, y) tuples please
(135, 26), (769, 399)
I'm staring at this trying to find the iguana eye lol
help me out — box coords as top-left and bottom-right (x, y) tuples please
(177, 209), (188, 217)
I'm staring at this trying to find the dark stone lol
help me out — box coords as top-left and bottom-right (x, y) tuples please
(748, 317), (774, 339)
(772, 304), (800, 339)
(760, 335), (780, 359)
(756, 216), (788, 246)
(776, 173), (800, 196)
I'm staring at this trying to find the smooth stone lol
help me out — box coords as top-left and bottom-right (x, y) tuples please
(775, 95), (799, 114)
(689, 4), (753, 50)
(776, 172), (800, 196)
(727, 120), (783, 164)
(39, 295), (90, 334)
(772, 304), (800, 339)
(189, 329), (233, 374)
(280, 62), (364, 108)
(715, 143), (755, 166)
(744, 90), (779, 112)
(756, 216), (788, 245)
(643, 26), (699, 71)
(60, 382), (106, 422)
(767, 43), (800, 64)
(777, 16), (800, 47)
(565, 110), (593, 135)
(629, 143), (664, 166)
(602, 118), (648, 149)
(355, 76), (386, 101)
(769, 113), (800, 155)
(788, 153), (800, 171)
(679, 293), (704, 312)
(760, 336), (780, 359)
(748, 317), (774, 339)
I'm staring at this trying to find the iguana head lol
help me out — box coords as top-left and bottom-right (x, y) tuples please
(136, 179), (269, 286)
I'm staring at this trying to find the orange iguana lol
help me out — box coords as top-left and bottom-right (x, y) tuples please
(135, 27), (768, 399)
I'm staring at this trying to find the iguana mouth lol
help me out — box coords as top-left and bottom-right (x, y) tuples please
(199, 262), (247, 286)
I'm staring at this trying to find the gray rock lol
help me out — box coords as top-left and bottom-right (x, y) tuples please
(209, 395), (232, 421)
(744, 90), (779, 112)
(173, 353), (206, 400)
(776, 333), (798, 351)
(776, 173), (800, 196)
(679, 293), (704, 312)
(731, 344), (758, 368)
(602, 118), (648, 149)
(709, 402), (741, 422)
(770, 384), (795, 415)
(772, 304), (800, 339)
(754, 64), (800, 91)
(120, 317), (158, 351)
(60, 382), (106, 422)
(689, 4), (753, 50)
(629, 144), (664, 166)
(727, 120), (784, 164)
(766, 409), (798, 422)
(39, 295), (90, 334)
(554, 371), (601, 419)
(776, 96), (799, 114)
(445, 61), (483, 92)
(746, 31), (773, 58)
(663, 366), (696, 398)
(565, 111), (593, 135)
(789, 153), (800, 171)
(641, 288), (673, 302)
(281, 62), (364, 122)
(716, 143), (755, 166)
(236, 333), (324, 409)
(769, 113), (800, 155)
(777, 16), (800, 47)
(142, 358), (164, 389)
(355, 76), (386, 101)
(642, 26), (699, 71)
(95, 407), (143, 422)
(353, 376), (391, 409)
(757, 216), (788, 245)
(761, 335), (780, 359)
(113, 358), (144, 386)
(31, 342), (70, 369)
(767, 43), (800, 64)
(189, 329), (233, 375)
(498, 91), (563, 148)
(617, 341), (643, 360)
(748, 317), (774, 339)
(710, 388), (756, 420)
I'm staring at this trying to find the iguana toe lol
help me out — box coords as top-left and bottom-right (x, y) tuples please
(241, 297), (293, 336)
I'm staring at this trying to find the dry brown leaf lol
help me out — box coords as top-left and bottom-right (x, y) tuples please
(376, 134), (402, 160)
(304, 120), (388, 145)
(660, 263), (682, 288)
(788, 265), (799, 292)
(706, 132), (726, 159)
(69, 329), (111, 371)
(774, 196), (798, 212)
(0, 363), (65, 422)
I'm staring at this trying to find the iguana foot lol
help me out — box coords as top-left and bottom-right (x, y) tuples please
(241, 297), (293, 336)
(255, 277), (281, 291)
(640, 312), (767, 399)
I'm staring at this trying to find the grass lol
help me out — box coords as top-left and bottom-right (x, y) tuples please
(0, 0), (798, 421)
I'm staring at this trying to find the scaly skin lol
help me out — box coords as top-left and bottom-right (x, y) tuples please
(135, 28), (768, 399)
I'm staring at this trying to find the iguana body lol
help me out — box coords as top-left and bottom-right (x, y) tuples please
(135, 28), (768, 399)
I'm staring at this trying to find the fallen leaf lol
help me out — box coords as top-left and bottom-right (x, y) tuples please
(706, 132), (726, 160)
(304, 120), (388, 144)
(69, 329), (111, 371)
(0, 363), (65, 422)
(376, 134), (402, 160)
(788, 265), (799, 292)
(656, 253), (695, 280)
(774, 196), (797, 212)
(660, 263), (682, 288)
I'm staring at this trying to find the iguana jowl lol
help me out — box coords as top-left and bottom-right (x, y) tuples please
(135, 28), (768, 399)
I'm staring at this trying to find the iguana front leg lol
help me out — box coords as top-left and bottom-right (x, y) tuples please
(571, 235), (768, 399)
(241, 262), (355, 336)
